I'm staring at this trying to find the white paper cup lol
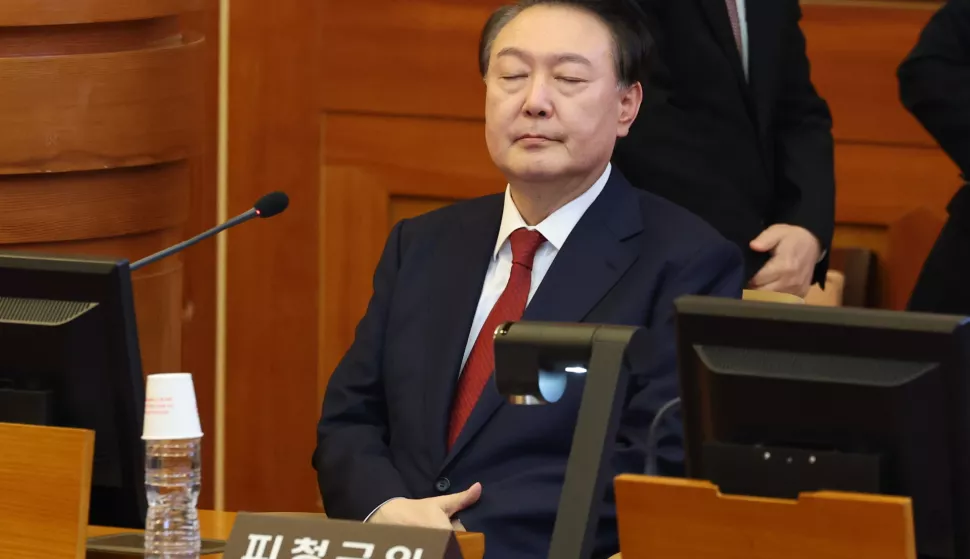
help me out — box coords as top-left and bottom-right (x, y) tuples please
(142, 373), (204, 440)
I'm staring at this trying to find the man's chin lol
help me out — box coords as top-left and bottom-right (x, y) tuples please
(499, 162), (568, 184)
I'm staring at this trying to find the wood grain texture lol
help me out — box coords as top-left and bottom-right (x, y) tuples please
(0, 7), (205, 482)
(802, 4), (937, 146)
(388, 197), (453, 230)
(319, 0), (497, 118)
(834, 144), (961, 226)
(0, 18), (183, 57)
(0, 163), (190, 244)
(223, 0), (321, 513)
(0, 0), (203, 26)
(0, 423), (95, 559)
(178, 1), (220, 511)
(615, 475), (915, 559)
(0, 37), (203, 174)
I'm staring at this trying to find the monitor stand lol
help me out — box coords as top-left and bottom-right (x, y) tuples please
(701, 441), (883, 500)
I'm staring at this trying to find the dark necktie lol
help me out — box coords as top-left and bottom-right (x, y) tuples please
(447, 227), (546, 449)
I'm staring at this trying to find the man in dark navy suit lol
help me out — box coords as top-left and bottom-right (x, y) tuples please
(313, 1), (744, 557)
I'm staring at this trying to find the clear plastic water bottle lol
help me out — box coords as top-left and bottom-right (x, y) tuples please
(145, 437), (202, 558)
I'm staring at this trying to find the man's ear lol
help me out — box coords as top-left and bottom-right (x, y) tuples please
(616, 81), (643, 137)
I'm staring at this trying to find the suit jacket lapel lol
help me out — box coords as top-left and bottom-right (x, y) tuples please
(440, 172), (644, 471)
(422, 196), (503, 470)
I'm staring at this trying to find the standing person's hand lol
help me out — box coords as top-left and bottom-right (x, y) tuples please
(748, 224), (821, 297)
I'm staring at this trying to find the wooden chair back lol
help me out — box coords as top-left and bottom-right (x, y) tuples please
(0, 422), (95, 559)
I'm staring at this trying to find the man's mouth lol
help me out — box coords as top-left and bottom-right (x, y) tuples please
(516, 134), (557, 143)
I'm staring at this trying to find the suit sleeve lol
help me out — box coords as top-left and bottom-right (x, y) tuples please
(772, 2), (836, 284)
(613, 239), (744, 479)
(595, 237), (743, 556)
(897, 0), (970, 180)
(313, 220), (411, 520)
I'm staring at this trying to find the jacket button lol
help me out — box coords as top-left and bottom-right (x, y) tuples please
(435, 477), (451, 493)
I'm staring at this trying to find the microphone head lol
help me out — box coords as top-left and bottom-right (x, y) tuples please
(254, 191), (289, 218)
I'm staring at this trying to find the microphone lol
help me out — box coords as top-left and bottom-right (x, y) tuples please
(130, 191), (289, 271)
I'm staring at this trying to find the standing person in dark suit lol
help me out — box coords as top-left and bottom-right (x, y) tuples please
(898, 0), (970, 315)
(313, 1), (743, 557)
(611, 0), (836, 297)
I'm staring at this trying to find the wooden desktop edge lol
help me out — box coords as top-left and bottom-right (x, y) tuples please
(88, 510), (484, 559)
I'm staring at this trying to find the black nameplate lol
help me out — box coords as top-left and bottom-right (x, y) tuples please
(224, 513), (464, 559)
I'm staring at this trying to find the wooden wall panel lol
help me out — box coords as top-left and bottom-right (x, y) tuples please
(0, 38), (203, 173)
(0, 163), (189, 243)
(0, 4), (203, 379)
(319, 0), (496, 118)
(179, 0), (219, 511)
(224, 0), (321, 513)
(0, 0), (214, 509)
(834, 144), (960, 225)
(0, 0), (204, 26)
(389, 198), (454, 229)
(801, 2), (939, 145)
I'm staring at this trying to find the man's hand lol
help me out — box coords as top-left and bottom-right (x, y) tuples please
(748, 224), (822, 297)
(367, 483), (482, 530)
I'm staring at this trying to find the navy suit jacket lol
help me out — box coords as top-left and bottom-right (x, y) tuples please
(313, 170), (744, 559)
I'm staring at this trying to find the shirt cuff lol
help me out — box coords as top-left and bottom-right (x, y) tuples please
(363, 497), (403, 522)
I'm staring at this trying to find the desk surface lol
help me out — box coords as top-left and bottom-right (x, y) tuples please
(88, 510), (484, 559)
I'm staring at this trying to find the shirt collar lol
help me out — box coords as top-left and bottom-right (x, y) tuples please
(493, 163), (611, 259)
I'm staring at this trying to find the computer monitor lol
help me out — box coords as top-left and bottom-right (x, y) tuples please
(0, 251), (147, 528)
(674, 295), (970, 559)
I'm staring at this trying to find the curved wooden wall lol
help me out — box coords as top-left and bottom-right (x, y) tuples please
(0, 0), (214, 507)
(0, 0), (203, 374)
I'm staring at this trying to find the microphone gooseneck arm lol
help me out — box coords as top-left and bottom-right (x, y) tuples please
(644, 396), (681, 476)
(130, 208), (257, 271)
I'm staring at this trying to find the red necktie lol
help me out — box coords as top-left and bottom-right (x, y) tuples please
(724, 0), (743, 54)
(447, 227), (546, 449)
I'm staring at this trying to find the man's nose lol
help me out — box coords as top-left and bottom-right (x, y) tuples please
(523, 78), (553, 118)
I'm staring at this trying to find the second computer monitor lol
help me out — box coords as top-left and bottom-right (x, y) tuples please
(674, 295), (970, 559)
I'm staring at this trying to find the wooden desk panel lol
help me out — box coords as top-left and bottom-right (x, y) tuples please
(1, 423), (95, 559)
